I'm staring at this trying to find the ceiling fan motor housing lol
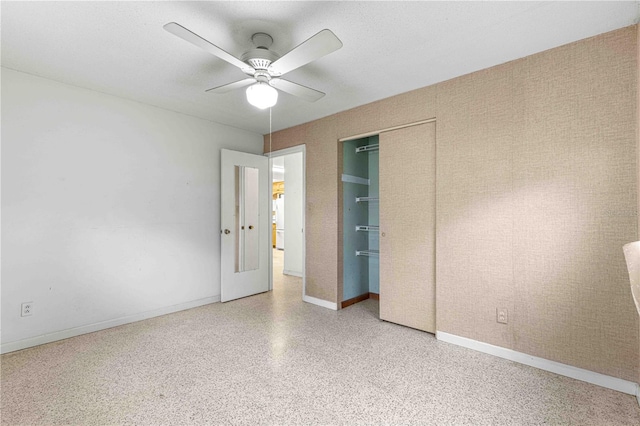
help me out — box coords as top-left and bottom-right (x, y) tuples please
(241, 33), (280, 72)
(241, 49), (280, 71)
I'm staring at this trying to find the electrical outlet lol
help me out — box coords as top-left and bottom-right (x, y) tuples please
(496, 308), (508, 324)
(21, 302), (33, 317)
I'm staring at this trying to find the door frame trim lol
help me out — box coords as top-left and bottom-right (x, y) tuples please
(266, 145), (306, 299)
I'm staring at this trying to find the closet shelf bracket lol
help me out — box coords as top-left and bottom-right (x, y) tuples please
(356, 225), (379, 232)
(356, 197), (379, 203)
(355, 144), (379, 153)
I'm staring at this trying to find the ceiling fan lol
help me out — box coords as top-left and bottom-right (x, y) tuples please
(164, 22), (343, 109)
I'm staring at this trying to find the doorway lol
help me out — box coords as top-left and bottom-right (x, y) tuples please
(267, 145), (306, 299)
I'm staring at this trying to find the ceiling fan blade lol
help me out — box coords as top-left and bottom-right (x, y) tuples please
(268, 29), (342, 76)
(205, 78), (256, 93)
(270, 79), (325, 102)
(164, 22), (255, 74)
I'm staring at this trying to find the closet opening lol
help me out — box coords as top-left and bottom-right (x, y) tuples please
(339, 120), (436, 333)
(341, 135), (379, 308)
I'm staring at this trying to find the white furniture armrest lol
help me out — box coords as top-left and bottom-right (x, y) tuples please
(623, 241), (640, 315)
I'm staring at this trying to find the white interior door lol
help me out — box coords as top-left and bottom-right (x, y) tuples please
(221, 149), (269, 302)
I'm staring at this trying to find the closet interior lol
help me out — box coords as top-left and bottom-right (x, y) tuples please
(340, 122), (436, 333)
(342, 135), (379, 306)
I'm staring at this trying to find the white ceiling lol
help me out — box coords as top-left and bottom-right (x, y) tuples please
(2, 1), (638, 135)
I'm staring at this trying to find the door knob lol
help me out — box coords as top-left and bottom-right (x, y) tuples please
(224, 229), (231, 234)
(249, 225), (254, 230)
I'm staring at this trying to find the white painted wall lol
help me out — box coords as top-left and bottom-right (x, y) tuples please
(1, 69), (264, 352)
(283, 152), (303, 276)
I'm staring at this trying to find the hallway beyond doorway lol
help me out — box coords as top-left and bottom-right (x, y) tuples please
(272, 248), (302, 295)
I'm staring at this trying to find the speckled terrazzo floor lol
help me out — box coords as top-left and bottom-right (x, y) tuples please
(2, 251), (640, 425)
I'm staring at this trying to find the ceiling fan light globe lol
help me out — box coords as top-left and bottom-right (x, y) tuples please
(246, 83), (278, 109)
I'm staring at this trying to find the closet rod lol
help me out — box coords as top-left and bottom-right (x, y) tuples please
(339, 118), (436, 142)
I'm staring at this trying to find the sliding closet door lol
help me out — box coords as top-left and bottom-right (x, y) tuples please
(379, 122), (436, 333)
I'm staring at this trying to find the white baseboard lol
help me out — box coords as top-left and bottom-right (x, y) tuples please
(1, 295), (220, 354)
(303, 295), (337, 311)
(436, 331), (640, 397)
(283, 269), (303, 277)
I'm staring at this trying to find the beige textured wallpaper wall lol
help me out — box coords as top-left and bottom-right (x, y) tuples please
(265, 26), (639, 381)
(436, 27), (638, 381)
